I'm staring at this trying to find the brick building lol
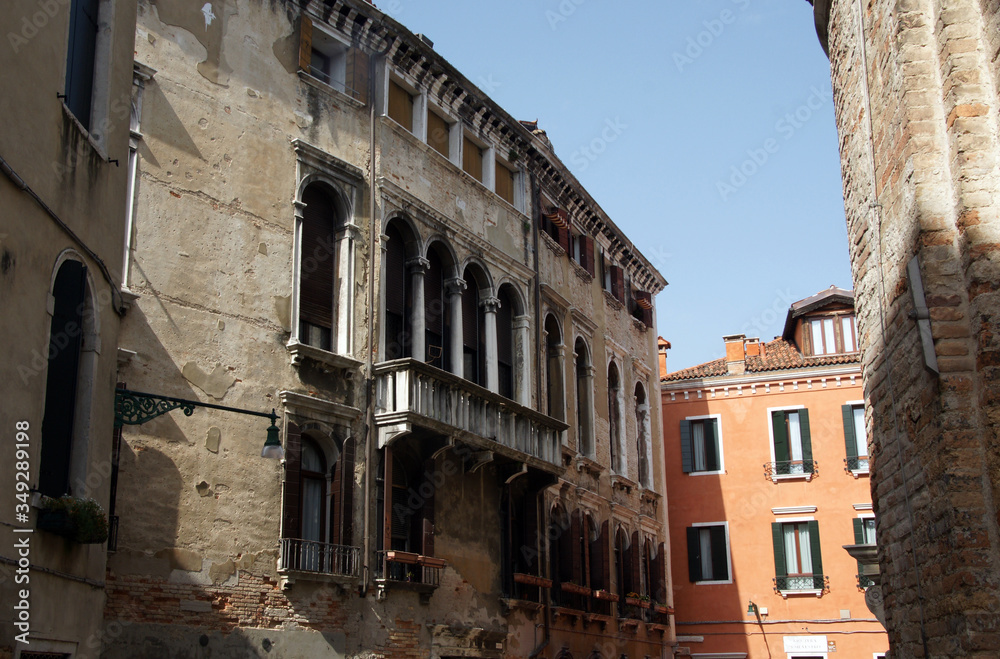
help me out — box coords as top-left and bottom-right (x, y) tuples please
(661, 288), (888, 658)
(99, 1), (672, 657)
(0, 0), (138, 657)
(807, 1), (1000, 656)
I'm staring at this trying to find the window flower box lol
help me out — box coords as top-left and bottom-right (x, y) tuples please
(417, 555), (446, 569)
(653, 604), (673, 615)
(593, 589), (619, 602)
(560, 581), (591, 596)
(514, 573), (553, 588)
(385, 550), (419, 565)
(625, 594), (651, 609)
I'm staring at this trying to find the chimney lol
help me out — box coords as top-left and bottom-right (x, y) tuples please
(745, 337), (761, 358)
(657, 337), (671, 380)
(723, 334), (747, 375)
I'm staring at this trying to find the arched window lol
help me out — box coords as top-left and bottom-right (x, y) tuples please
(608, 362), (622, 473)
(424, 245), (450, 371)
(383, 222), (412, 360)
(462, 266), (487, 387)
(298, 183), (339, 351)
(545, 314), (565, 422)
(575, 338), (594, 457)
(614, 527), (633, 605)
(635, 382), (651, 487)
(39, 258), (94, 498)
(641, 537), (654, 600)
(496, 285), (517, 400)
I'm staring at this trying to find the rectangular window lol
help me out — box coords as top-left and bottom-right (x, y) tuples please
(686, 524), (729, 582)
(680, 417), (721, 473)
(463, 136), (483, 181)
(495, 159), (515, 205)
(853, 516), (876, 587)
(806, 314), (857, 355)
(772, 521), (823, 591)
(427, 110), (451, 158)
(65, 0), (100, 129)
(388, 80), (414, 132)
(770, 409), (813, 477)
(842, 403), (869, 472)
(842, 315), (857, 352)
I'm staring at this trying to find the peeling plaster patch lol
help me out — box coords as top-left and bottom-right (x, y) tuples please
(157, 547), (204, 572)
(247, 87), (260, 98)
(258, 242), (268, 255)
(201, 3), (216, 29)
(182, 361), (236, 399)
(272, 28), (299, 74)
(274, 295), (291, 331)
(294, 110), (314, 129)
(206, 427), (221, 453)
(196, 480), (213, 496)
(217, 319), (225, 330)
(209, 558), (237, 585)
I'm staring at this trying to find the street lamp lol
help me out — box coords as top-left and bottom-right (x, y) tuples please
(115, 388), (283, 459)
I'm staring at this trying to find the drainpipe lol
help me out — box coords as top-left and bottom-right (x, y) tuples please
(361, 25), (393, 597)
(530, 170), (542, 408)
(528, 488), (550, 659)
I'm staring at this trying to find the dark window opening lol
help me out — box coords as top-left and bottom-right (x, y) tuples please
(299, 184), (337, 351)
(65, 0), (99, 129)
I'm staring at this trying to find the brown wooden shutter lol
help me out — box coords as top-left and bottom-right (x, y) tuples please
(525, 490), (539, 574)
(298, 15), (312, 72)
(463, 137), (483, 181)
(583, 236), (596, 276)
(422, 458), (435, 556)
(571, 510), (583, 584)
(382, 446), (394, 552)
(300, 186), (335, 330)
(496, 162), (515, 205)
(610, 266), (625, 302)
(331, 444), (343, 545)
(427, 111), (450, 157)
(340, 438), (355, 546)
(347, 47), (369, 103)
(599, 521), (611, 590)
(630, 530), (642, 594)
(557, 226), (572, 253)
(654, 542), (667, 603)
(282, 422), (302, 539)
(388, 80), (413, 131)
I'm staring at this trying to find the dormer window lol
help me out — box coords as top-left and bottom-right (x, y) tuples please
(804, 314), (857, 356)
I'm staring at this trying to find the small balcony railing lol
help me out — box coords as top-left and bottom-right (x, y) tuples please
(279, 538), (361, 578)
(764, 460), (818, 481)
(773, 574), (829, 594)
(844, 456), (870, 473)
(374, 359), (567, 471)
(376, 550), (445, 587)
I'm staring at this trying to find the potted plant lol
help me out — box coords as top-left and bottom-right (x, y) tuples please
(38, 496), (109, 544)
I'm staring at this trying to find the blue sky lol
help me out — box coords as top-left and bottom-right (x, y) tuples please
(392, 1), (851, 371)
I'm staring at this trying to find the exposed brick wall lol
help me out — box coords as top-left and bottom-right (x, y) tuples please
(824, 0), (1000, 656)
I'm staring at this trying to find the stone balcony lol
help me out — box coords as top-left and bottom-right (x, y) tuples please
(374, 358), (567, 473)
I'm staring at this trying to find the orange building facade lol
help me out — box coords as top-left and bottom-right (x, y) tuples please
(660, 288), (888, 658)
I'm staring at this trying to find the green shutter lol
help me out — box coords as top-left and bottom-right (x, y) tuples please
(771, 523), (787, 579)
(704, 419), (719, 471)
(771, 411), (789, 463)
(710, 526), (728, 581)
(843, 404), (858, 460)
(686, 527), (702, 582)
(852, 518), (864, 544)
(807, 520), (823, 589)
(799, 409), (813, 470)
(680, 420), (694, 473)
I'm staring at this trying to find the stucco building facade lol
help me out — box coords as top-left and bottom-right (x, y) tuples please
(661, 288), (888, 658)
(808, 1), (1000, 656)
(0, 0), (139, 657)
(95, 1), (672, 657)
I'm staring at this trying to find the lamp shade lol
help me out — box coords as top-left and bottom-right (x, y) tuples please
(261, 418), (284, 459)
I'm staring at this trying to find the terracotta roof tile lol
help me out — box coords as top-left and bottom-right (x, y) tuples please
(662, 338), (860, 382)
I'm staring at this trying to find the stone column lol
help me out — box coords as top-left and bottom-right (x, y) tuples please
(445, 277), (466, 376)
(407, 256), (429, 361)
(335, 224), (362, 354)
(514, 315), (531, 406)
(482, 295), (501, 393)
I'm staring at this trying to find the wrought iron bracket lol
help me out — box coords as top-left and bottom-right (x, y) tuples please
(114, 388), (278, 428)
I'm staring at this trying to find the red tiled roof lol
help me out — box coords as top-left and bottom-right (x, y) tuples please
(661, 338), (860, 382)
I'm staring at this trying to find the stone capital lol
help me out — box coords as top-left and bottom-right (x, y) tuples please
(406, 256), (431, 273)
(445, 277), (467, 296)
(480, 296), (501, 313)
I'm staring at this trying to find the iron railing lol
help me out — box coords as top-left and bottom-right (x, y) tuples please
(773, 574), (829, 593)
(765, 460), (818, 479)
(376, 550), (444, 587)
(279, 539), (361, 577)
(844, 456), (870, 472)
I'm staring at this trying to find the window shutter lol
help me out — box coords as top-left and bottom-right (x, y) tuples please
(593, 520), (609, 591)
(704, 419), (719, 472)
(807, 520), (823, 588)
(799, 409), (813, 467)
(421, 458), (435, 557)
(557, 226), (572, 253)
(524, 491), (539, 574)
(630, 531), (641, 594)
(571, 511), (583, 585)
(610, 266), (625, 302)
(298, 15), (313, 72)
(557, 512), (573, 584)
(710, 526), (728, 580)
(686, 527), (702, 582)
(771, 411), (789, 463)
(340, 438), (355, 546)
(842, 404), (858, 460)
(282, 422), (303, 539)
(583, 236), (596, 276)
(299, 186), (336, 331)
(853, 518), (864, 544)
(347, 47), (369, 103)
(39, 260), (88, 498)
(388, 80), (413, 131)
(771, 523), (787, 580)
(653, 542), (667, 603)
(679, 420), (694, 473)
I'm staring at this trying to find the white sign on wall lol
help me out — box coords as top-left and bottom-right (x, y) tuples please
(783, 635), (828, 653)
